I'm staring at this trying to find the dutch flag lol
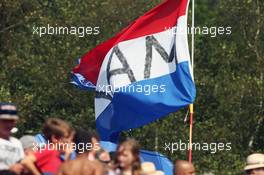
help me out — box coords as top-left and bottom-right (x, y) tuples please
(72, 0), (196, 142)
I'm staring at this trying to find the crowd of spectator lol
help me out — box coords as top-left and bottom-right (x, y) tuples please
(0, 103), (263, 175)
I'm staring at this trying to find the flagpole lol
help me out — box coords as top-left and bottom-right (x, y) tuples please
(188, 0), (195, 163)
(188, 104), (194, 162)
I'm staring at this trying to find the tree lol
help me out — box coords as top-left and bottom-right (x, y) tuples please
(0, 0), (263, 174)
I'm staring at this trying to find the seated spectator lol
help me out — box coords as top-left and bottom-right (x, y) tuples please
(56, 129), (108, 175)
(174, 160), (195, 175)
(56, 159), (105, 175)
(34, 133), (76, 161)
(244, 153), (264, 175)
(114, 139), (141, 175)
(0, 103), (24, 175)
(74, 128), (110, 163)
(21, 118), (74, 175)
(141, 162), (164, 175)
(74, 129), (100, 159)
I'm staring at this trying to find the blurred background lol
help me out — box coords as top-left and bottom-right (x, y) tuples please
(0, 0), (263, 174)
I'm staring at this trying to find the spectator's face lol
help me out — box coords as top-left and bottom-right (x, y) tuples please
(174, 161), (196, 175)
(62, 132), (74, 144)
(183, 167), (195, 175)
(54, 131), (74, 144)
(117, 146), (134, 169)
(0, 119), (16, 139)
(247, 168), (264, 175)
(53, 132), (74, 151)
(91, 137), (100, 152)
(175, 168), (195, 175)
(98, 150), (111, 163)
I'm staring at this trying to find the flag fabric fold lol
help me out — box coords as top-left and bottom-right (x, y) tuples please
(72, 0), (196, 141)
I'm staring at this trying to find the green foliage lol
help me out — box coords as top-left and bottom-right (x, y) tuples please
(0, 0), (263, 174)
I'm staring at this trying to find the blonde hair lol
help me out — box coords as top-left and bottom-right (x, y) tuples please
(116, 138), (141, 175)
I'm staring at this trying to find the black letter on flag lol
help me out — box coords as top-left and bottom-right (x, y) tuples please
(95, 91), (113, 100)
(144, 36), (175, 79)
(107, 45), (136, 86)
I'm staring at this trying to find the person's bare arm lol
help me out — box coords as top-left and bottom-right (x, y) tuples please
(21, 154), (41, 175)
(9, 163), (24, 175)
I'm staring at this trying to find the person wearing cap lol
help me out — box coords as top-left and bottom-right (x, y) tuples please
(244, 153), (264, 175)
(0, 103), (25, 174)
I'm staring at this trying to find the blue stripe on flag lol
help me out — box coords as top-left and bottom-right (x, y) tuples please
(96, 61), (196, 141)
(71, 73), (96, 90)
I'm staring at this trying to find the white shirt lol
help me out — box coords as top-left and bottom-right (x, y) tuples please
(0, 137), (24, 170)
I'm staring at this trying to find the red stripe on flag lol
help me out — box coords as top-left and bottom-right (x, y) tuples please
(73, 0), (188, 85)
